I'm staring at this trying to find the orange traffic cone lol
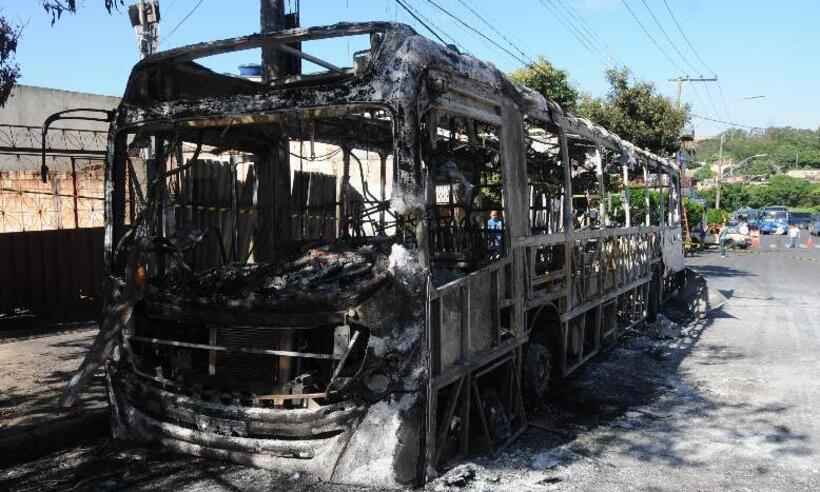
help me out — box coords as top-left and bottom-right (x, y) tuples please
(751, 230), (760, 249)
(808, 236), (815, 249)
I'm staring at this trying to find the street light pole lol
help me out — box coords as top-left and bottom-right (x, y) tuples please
(669, 76), (719, 109)
(715, 134), (725, 211)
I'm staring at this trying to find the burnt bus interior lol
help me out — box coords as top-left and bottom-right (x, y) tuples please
(113, 105), (401, 408)
(423, 98), (682, 470)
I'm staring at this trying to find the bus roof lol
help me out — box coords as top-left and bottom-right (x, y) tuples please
(119, 21), (678, 176)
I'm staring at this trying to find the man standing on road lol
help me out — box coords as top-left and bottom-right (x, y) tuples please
(787, 223), (800, 248)
(719, 222), (729, 258)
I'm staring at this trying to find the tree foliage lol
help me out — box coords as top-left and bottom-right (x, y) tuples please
(693, 165), (714, 181)
(577, 68), (689, 156)
(0, 1), (123, 106)
(700, 176), (820, 213)
(510, 56), (579, 113)
(0, 16), (21, 108)
(696, 127), (820, 174)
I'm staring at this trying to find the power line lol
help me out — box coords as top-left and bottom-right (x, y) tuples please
(454, 0), (532, 63)
(689, 82), (720, 122)
(701, 81), (728, 123)
(164, 0), (206, 44)
(393, 0), (452, 48)
(422, 0), (530, 67)
(637, 0), (700, 75)
(535, 0), (609, 68)
(717, 81), (734, 122)
(691, 113), (760, 130)
(553, 0), (622, 67)
(661, 0), (716, 75)
(620, 0), (685, 74)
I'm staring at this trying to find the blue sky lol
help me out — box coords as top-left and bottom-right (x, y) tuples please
(6, 1), (818, 137)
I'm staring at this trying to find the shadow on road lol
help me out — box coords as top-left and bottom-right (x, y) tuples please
(490, 266), (812, 477)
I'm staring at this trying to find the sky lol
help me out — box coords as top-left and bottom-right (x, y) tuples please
(6, 0), (819, 137)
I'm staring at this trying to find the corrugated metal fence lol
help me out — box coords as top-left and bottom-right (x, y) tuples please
(0, 227), (103, 318)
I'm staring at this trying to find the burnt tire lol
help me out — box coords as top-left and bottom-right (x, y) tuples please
(524, 342), (552, 403)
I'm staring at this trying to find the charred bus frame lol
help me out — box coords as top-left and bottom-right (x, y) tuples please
(66, 22), (684, 487)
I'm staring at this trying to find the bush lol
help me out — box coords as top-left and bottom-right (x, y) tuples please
(706, 208), (728, 225)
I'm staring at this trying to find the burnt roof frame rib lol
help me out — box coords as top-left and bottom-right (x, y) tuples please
(41, 108), (115, 183)
(134, 22), (403, 68)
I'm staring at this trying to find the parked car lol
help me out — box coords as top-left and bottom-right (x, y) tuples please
(724, 225), (752, 249)
(810, 214), (820, 236)
(759, 219), (787, 235)
(791, 212), (812, 230)
(760, 206), (789, 233)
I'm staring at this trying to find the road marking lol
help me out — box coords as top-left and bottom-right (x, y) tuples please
(770, 244), (777, 248)
(799, 244), (807, 249)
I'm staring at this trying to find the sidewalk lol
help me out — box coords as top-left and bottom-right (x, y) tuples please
(0, 325), (109, 466)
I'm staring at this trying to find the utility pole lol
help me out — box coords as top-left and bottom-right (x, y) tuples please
(669, 76), (719, 110)
(715, 134), (725, 211)
(259, 0), (301, 390)
(129, 0), (161, 58)
(260, 0), (301, 82)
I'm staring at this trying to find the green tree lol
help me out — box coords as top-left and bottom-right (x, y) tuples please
(0, 16), (20, 107)
(694, 165), (714, 181)
(697, 127), (820, 173)
(683, 197), (704, 227)
(577, 68), (689, 156)
(510, 56), (579, 113)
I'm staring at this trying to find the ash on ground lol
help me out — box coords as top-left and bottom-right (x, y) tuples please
(426, 309), (708, 492)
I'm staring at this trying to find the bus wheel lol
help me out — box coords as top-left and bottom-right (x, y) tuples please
(525, 342), (552, 402)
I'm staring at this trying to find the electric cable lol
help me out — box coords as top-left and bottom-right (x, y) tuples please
(164, 0), (206, 43)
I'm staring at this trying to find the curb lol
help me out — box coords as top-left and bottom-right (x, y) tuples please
(0, 407), (110, 468)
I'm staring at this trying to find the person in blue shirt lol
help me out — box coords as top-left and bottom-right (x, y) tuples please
(487, 210), (504, 256)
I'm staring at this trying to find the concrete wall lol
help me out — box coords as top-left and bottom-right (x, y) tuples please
(0, 84), (119, 130)
(0, 85), (116, 232)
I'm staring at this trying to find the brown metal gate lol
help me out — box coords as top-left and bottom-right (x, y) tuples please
(0, 227), (103, 319)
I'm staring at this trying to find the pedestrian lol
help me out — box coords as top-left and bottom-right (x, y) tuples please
(487, 210), (504, 257)
(718, 221), (729, 258)
(787, 222), (800, 248)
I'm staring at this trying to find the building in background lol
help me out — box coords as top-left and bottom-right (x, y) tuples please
(0, 85), (118, 232)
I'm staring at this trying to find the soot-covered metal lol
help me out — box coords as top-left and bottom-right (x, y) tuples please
(59, 21), (685, 488)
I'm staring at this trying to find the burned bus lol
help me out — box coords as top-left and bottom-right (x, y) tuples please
(62, 22), (684, 487)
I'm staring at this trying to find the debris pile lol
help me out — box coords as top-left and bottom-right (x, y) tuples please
(647, 313), (682, 339)
(148, 242), (392, 315)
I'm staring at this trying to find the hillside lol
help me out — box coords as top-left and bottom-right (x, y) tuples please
(695, 127), (820, 175)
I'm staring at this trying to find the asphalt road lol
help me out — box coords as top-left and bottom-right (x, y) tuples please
(2, 232), (819, 491)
